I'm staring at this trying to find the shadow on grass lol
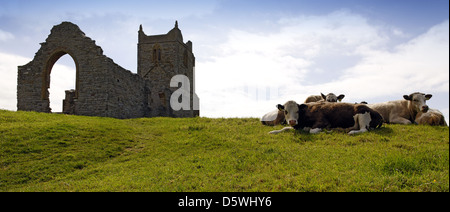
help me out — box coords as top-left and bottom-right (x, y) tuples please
(371, 126), (395, 136)
(288, 125), (395, 143)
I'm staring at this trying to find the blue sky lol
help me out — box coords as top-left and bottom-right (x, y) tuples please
(0, 0), (449, 122)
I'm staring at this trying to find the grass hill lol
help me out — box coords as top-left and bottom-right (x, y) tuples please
(0, 109), (448, 191)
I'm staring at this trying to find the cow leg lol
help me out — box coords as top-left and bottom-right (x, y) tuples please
(269, 127), (294, 134)
(309, 128), (322, 134)
(309, 119), (328, 134)
(346, 113), (361, 132)
(391, 117), (412, 124)
(348, 112), (371, 135)
(389, 116), (412, 124)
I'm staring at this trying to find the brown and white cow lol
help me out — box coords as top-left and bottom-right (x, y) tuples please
(304, 93), (345, 103)
(261, 93), (345, 126)
(415, 109), (448, 126)
(269, 101), (383, 135)
(368, 92), (432, 124)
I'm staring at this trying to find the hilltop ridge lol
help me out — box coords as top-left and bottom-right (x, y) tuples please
(1, 110), (448, 191)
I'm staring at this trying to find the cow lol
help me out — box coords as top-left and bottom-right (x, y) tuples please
(415, 109), (448, 126)
(269, 101), (383, 135)
(367, 92), (432, 125)
(304, 93), (345, 103)
(261, 92), (345, 126)
(260, 109), (286, 126)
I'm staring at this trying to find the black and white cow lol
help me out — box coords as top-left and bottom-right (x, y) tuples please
(269, 101), (383, 135)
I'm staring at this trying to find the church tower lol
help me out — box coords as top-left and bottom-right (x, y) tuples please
(137, 21), (199, 117)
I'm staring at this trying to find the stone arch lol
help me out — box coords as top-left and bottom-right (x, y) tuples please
(42, 48), (79, 102)
(18, 22), (108, 115)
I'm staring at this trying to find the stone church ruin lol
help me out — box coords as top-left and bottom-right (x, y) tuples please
(17, 21), (199, 118)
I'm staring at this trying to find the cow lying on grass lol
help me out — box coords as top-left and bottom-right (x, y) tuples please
(367, 92), (432, 125)
(261, 92), (345, 126)
(269, 101), (383, 135)
(261, 110), (286, 126)
(415, 109), (448, 126)
(304, 93), (345, 103)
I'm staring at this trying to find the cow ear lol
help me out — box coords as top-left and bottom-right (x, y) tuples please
(425, 94), (432, 100)
(298, 104), (308, 111)
(276, 104), (285, 111)
(403, 95), (411, 101)
(337, 94), (345, 102)
(321, 93), (326, 100)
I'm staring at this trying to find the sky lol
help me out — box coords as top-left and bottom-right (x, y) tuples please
(0, 0), (449, 122)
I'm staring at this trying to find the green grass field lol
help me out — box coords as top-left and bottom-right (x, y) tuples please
(1, 109), (448, 191)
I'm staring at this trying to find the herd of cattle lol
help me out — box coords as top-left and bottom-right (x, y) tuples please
(261, 92), (448, 135)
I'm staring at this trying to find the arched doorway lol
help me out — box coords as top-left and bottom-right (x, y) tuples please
(49, 54), (76, 113)
(42, 50), (79, 113)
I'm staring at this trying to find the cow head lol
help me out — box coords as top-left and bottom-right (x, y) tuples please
(277, 100), (302, 127)
(403, 92), (432, 113)
(321, 93), (345, 102)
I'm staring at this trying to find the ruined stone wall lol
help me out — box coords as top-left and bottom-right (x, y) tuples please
(17, 62), (47, 112)
(104, 58), (148, 119)
(17, 22), (149, 119)
(17, 21), (199, 119)
(73, 54), (109, 117)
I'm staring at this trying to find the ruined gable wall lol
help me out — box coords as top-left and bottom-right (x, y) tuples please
(18, 22), (149, 119)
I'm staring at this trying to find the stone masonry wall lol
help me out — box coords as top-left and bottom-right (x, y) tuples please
(104, 58), (148, 118)
(17, 21), (199, 119)
(18, 22), (150, 119)
(138, 23), (198, 118)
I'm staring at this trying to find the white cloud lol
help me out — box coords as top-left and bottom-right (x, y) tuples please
(278, 10), (388, 57)
(336, 20), (449, 100)
(0, 52), (29, 110)
(0, 29), (14, 42)
(48, 55), (77, 112)
(196, 11), (449, 120)
(0, 52), (76, 112)
(391, 27), (409, 38)
(197, 11), (385, 117)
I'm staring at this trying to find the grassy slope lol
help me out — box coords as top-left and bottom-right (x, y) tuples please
(0, 110), (448, 192)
